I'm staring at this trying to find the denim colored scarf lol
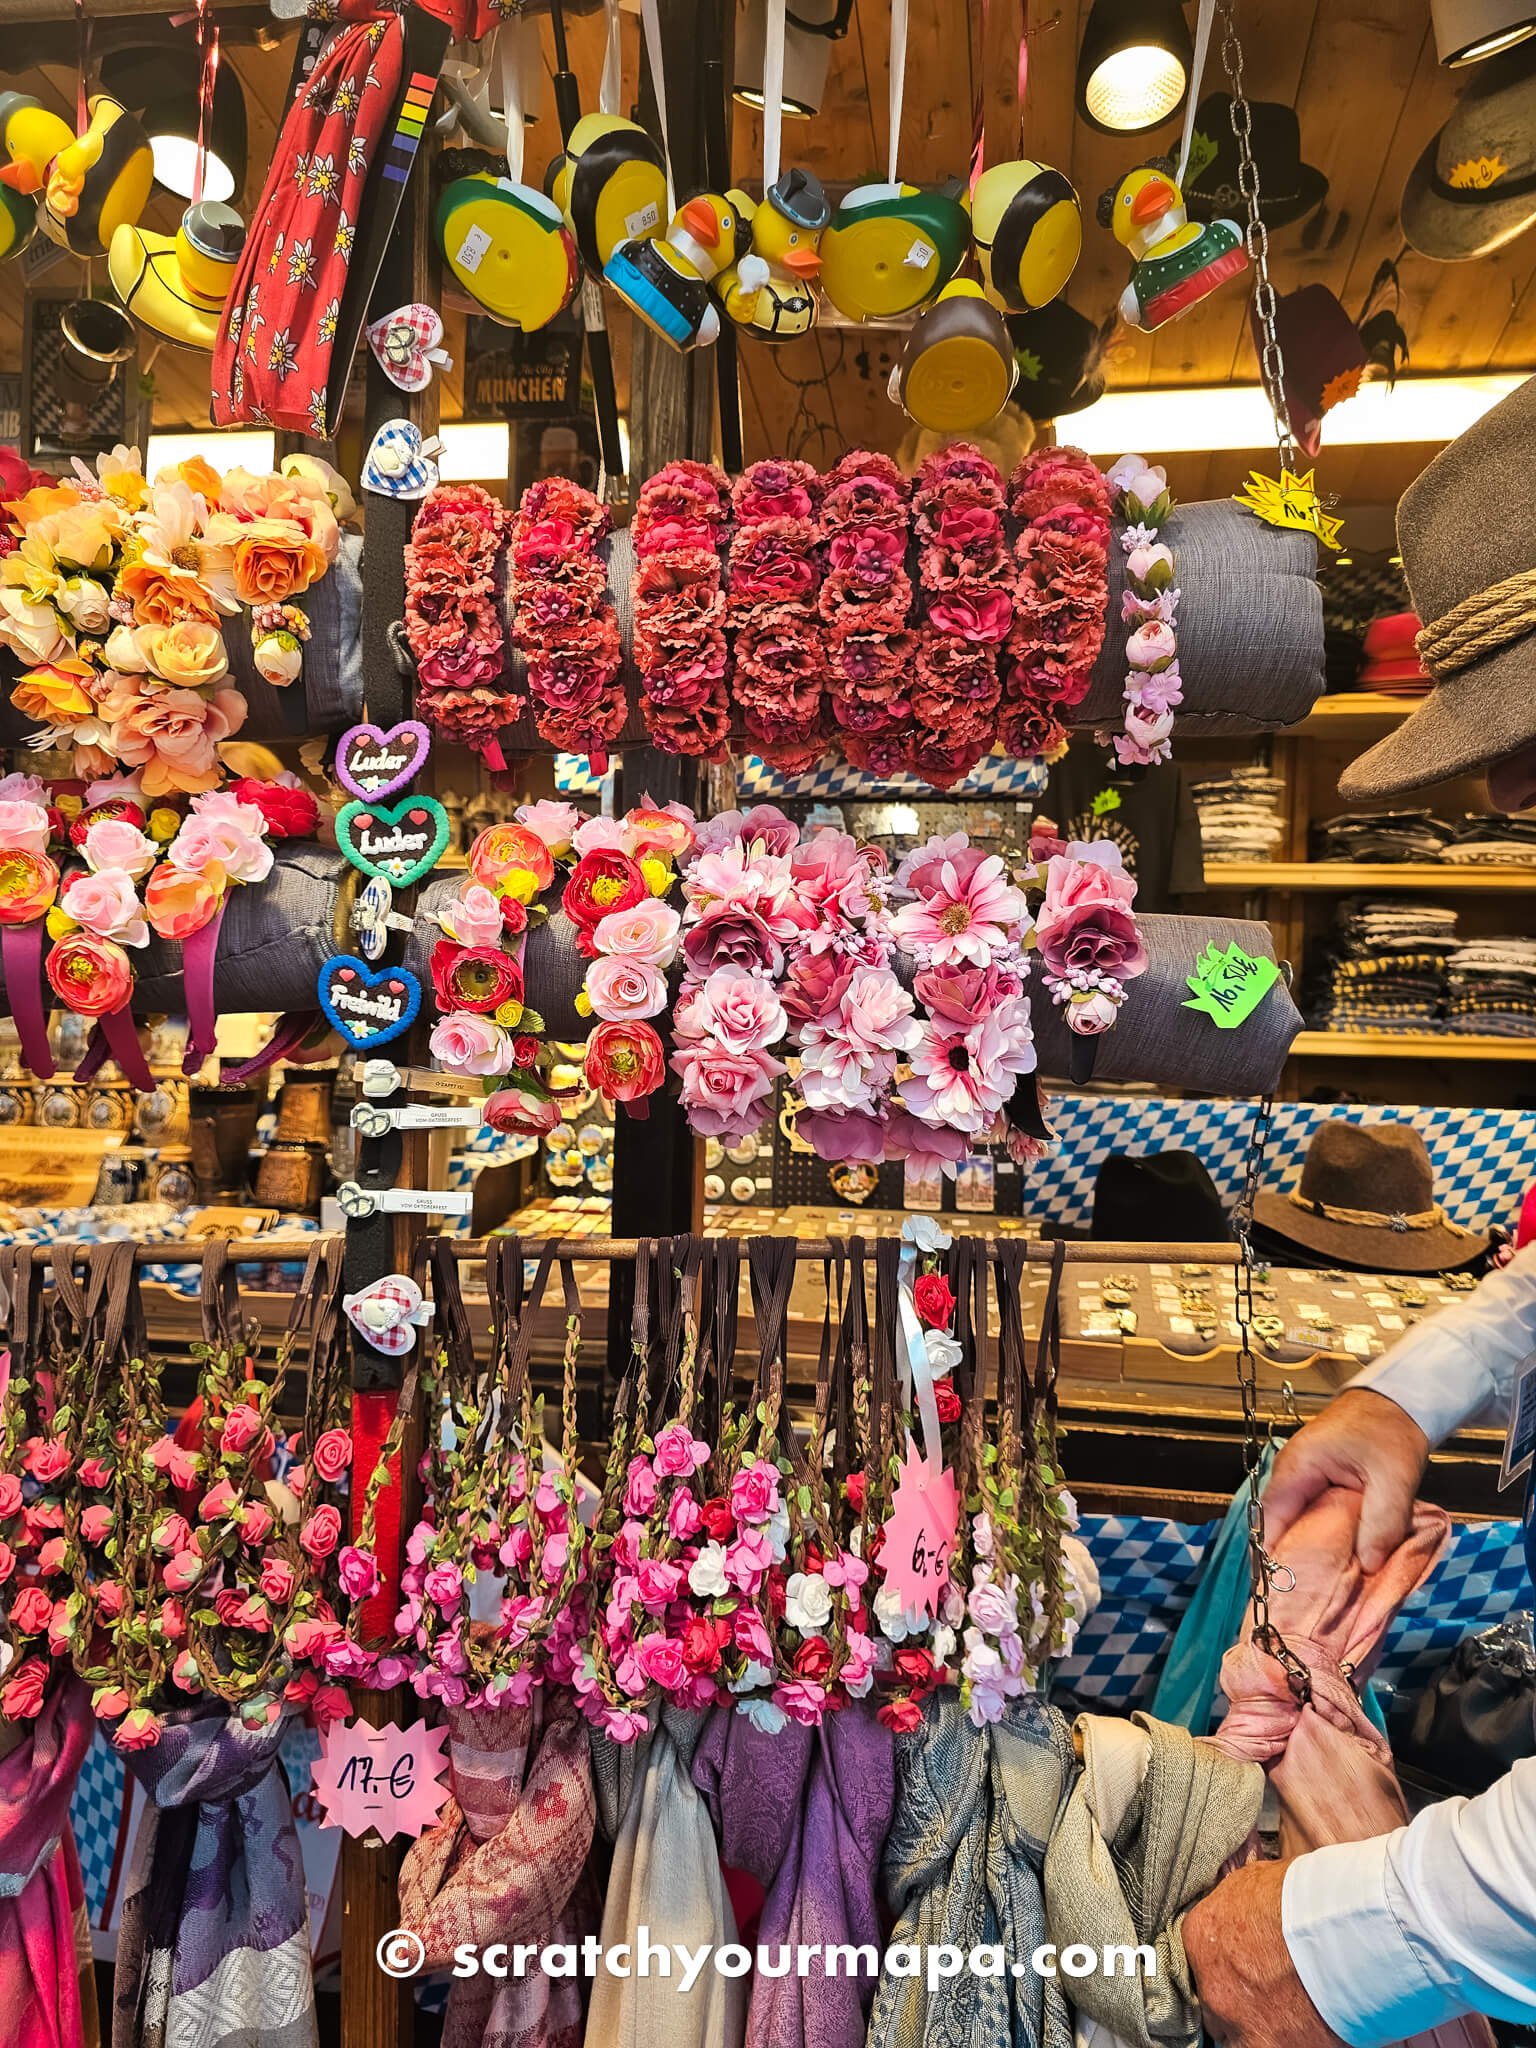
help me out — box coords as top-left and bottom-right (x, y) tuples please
(111, 1705), (316, 2048)
(692, 1700), (894, 2048)
(0, 1674), (98, 2048)
(869, 1692), (1076, 2048)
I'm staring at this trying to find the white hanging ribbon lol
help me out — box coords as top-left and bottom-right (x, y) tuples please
(1176, 0), (1217, 186)
(639, 0), (675, 215)
(762, 0), (786, 193)
(498, 17), (526, 184)
(600, 0), (622, 119)
(896, 1243), (945, 1470)
(887, 0), (908, 187)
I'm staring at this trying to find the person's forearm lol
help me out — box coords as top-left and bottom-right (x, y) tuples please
(1352, 1245), (1536, 1446)
(1282, 1758), (1536, 2045)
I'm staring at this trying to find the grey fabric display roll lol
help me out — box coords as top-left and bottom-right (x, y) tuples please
(1030, 914), (1301, 1095)
(483, 498), (1322, 753)
(0, 533), (366, 751)
(0, 843), (352, 1016)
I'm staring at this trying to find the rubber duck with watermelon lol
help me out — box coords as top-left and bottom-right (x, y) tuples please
(819, 178), (969, 323)
(437, 171), (578, 332)
(718, 168), (830, 342)
(1099, 156), (1247, 332)
(605, 191), (746, 350)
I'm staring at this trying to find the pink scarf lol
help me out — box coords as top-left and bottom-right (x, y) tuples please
(0, 1674), (99, 2048)
(1211, 1486), (1493, 2048)
(397, 1694), (596, 2048)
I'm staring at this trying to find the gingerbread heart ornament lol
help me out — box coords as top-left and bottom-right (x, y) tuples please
(336, 720), (431, 800)
(336, 796), (450, 887)
(317, 957), (422, 1049)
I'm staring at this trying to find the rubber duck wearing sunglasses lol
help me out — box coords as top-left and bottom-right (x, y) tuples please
(718, 168), (830, 342)
(1099, 158), (1246, 333)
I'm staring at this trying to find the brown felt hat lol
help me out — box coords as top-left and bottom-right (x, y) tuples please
(1252, 1121), (1489, 1273)
(1341, 370), (1536, 800)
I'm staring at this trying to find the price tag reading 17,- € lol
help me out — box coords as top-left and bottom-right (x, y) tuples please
(310, 1719), (451, 1843)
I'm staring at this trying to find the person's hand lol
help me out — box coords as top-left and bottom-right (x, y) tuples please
(1183, 1859), (1344, 2048)
(1262, 1387), (1429, 1573)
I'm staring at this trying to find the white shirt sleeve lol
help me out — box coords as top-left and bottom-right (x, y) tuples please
(1349, 1243), (1536, 1447)
(1282, 1758), (1536, 2044)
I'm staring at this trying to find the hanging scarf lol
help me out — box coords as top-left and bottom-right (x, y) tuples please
(396, 1695), (597, 2048)
(1042, 1712), (1263, 2048)
(691, 1701), (894, 2048)
(0, 1675), (98, 2048)
(869, 1692), (1076, 2048)
(585, 1704), (746, 2048)
(210, 11), (407, 434)
(1208, 1486), (1493, 2048)
(110, 1705), (317, 2048)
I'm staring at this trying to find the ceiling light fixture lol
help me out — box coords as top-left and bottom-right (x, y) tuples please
(733, 0), (852, 118)
(1077, 0), (1192, 134)
(1069, 373), (1527, 455)
(100, 42), (248, 205)
(1430, 0), (1536, 64)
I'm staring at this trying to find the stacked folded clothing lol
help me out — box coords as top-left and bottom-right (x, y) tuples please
(1445, 937), (1536, 1037)
(1312, 811), (1454, 863)
(1306, 898), (1458, 1035)
(1439, 813), (1536, 867)
(1192, 767), (1286, 861)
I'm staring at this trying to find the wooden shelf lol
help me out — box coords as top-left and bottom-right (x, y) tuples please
(1289, 1031), (1536, 1061)
(1205, 862), (1536, 892)
(1294, 692), (1421, 735)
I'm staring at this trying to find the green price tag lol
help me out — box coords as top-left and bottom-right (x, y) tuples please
(1182, 942), (1281, 1029)
(1090, 787), (1122, 818)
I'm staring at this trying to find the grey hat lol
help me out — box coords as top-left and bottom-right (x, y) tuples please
(1341, 370), (1536, 799)
(1401, 40), (1536, 261)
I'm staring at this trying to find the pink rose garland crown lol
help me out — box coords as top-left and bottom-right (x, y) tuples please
(1031, 840), (1149, 1038)
(404, 483), (513, 764)
(1002, 444), (1113, 763)
(1103, 456), (1181, 765)
(631, 461), (732, 759)
(509, 478), (626, 769)
(910, 444), (1011, 789)
(732, 458), (829, 774)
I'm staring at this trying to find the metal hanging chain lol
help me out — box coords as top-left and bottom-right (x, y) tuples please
(1218, 0), (1297, 475)
(1231, 1091), (1312, 1703)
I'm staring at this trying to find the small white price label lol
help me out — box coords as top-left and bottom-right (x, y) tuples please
(454, 224), (493, 274)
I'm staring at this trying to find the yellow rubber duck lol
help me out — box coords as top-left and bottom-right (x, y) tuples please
(0, 92), (74, 198)
(109, 201), (245, 352)
(42, 95), (153, 260)
(888, 279), (1018, 433)
(546, 113), (667, 271)
(1098, 159), (1247, 332)
(717, 169), (830, 343)
(605, 192), (746, 352)
(437, 172), (578, 332)
(969, 158), (1082, 313)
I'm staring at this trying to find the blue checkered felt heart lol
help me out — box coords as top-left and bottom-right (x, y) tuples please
(362, 419), (443, 500)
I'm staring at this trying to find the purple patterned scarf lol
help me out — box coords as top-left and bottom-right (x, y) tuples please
(111, 1705), (316, 2048)
(692, 1701), (894, 2048)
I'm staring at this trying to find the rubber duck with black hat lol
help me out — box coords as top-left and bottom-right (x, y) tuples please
(718, 168), (830, 341)
(606, 191), (745, 350)
(1099, 156), (1246, 332)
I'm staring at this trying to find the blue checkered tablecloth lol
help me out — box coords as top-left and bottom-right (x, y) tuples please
(552, 751), (1051, 802)
(1036, 1095), (1536, 1238)
(1058, 1512), (1527, 1715)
